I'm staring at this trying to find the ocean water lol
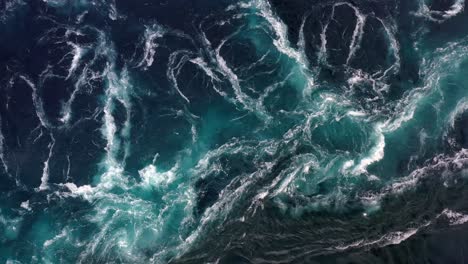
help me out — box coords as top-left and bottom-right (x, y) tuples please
(1, 0), (468, 263)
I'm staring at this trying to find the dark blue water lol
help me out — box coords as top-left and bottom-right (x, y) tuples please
(1, 0), (468, 263)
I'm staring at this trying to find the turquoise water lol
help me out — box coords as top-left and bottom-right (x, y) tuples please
(1, 0), (468, 263)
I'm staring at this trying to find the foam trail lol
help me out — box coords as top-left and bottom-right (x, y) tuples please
(215, 36), (258, 111)
(443, 0), (465, 19)
(65, 154), (71, 181)
(271, 168), (301, 196)
(297, 14), (308, 59)
(318, 6), (336, 64)
(83, 29), (132, 167)
(198, 28), (270, 118)
(138, 164), (175, 188)
(102, 66), (133, 167)
(20, 200), (31, 211)
(351, 124), (385, 174)
(137, 24), (166, 70)
(382, 36), (468, 134)
(448, 98), (468, 128)
(44, 229), (68, 248)
(19, 75), (50, 129)
(372, 149), (468, 203)
(0, 116), (12, 179)
(439, 209), (468, 225)
(379, 18), (401, 67)
(76, 11), (88, 24)
(253, 0), (315, 90)
(240, 50), (271, 73)
(167, 51), (191, 103)
(103, 91), (117, 161)
(377, 18), (401, 75)
(59, 86), (76, 124)
(335, 222), (430, 251)
(414, 0), (465, 22)
(60, 29), (111, 125)
(189, 57), (221, 82)
(39, 133), (55, 191)
(340, 3), (366, 65)
(60, 41), (86, 124)
(189, 56), (233, 100)
(254, 0), (308, 67)
(66, 41), (84, 79)
(108, 0), (118, 20)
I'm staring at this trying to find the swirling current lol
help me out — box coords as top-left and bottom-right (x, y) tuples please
(2, 0), (468, 263)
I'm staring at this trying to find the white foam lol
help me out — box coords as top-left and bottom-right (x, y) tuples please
(101, 65), (133, 167)
(64, 182), (93, 195)
(108, 0), (118, 21)
(318, 6), (336, 64)
(272, 168), (301, 196)
(19, 75), (50, 129)
(352, 124), (385, 174)
(198, 28), (267, 116)
(58, 29), (112, 126)
(138, 164), (175, 188)
(377, 38), (468, 135)
(215, 38), (248, 105)
(413, 0), (465, 23)
(254, 0), (308, 67)
(226, 2), (252, 11)
(44, 229), (67, 248)
(60, 182), (95, 201)
(189, 57), (220, 82)
(377, 17), (401, 74)
(39, 134), (55, 191)
(254, 0), (314, 89)
(66, 42), (84, 79)
(76, 11), (88, 24)
(65, 154), (71, 182)
(333, 3), (367, 65)
(448, 99), (468, 128)
(439, 209), (468, 225)
(297, 14), (308, 60)
(444, 0), (465, 19)
(37, 29), (198, 263)
(348, 72), (365, 85)
(59, 41), (87, 125)
(336, 222), (429, 251)
(342, 160), (355, 172)
(6, 260), (22, 264)
(138, 24), (166, 69)
(0, 117), (11, 179)
(103, 95), (117, 157)
(0, 0), (25, 23)
(383, 149), (468, 196)
(167, 51), (191, 103)
(347, 111), (367, 117)
(20, 200), (31, 211)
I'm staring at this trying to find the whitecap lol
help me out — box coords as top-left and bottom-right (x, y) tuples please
(352, 124), (385, 174)
(138, 164), (175, 188)
(439, 209), (468, 225)
(20, 200), (31, 211)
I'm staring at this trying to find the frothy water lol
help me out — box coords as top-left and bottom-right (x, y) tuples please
(1, 0), (468, 263)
